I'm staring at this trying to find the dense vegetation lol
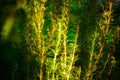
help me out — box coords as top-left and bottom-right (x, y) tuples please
(0, 0), (120, 80)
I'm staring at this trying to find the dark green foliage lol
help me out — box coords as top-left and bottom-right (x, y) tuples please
(0, 0), (120, 80)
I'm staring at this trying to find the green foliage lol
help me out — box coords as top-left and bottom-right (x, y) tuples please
(1, 0), (120, 80)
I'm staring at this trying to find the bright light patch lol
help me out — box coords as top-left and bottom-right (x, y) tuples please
(1, 15), (15, 40)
